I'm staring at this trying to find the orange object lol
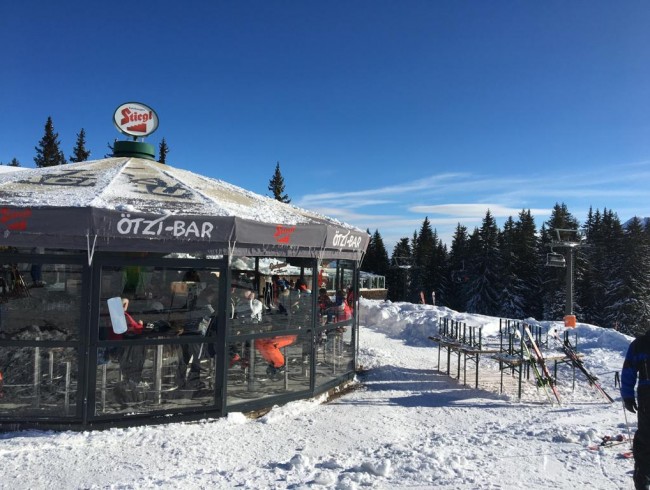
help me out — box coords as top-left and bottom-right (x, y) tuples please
(255, 335), (297, 367)
(564, 315), (577, 328)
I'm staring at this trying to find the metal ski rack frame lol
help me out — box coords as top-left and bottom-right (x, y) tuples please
(493, 319), (526, 399)
(428, 318), (501, 389)
(429, 318), (601, 404)
(492, 320), (573, 402)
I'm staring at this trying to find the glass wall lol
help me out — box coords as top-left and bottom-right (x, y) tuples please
(315, 259), (356, 389)
(226, 256), (315, 407)
(0, 250), (358, 426)
(94, 264), (222, 416)
(0, 259), (83, 418)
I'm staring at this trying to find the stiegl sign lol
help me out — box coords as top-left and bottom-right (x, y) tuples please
(113, 102), (159, 138)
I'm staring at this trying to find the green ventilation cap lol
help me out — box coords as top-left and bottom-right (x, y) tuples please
(112, 141), (156, 160)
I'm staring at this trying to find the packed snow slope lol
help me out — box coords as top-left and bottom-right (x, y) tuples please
(0, 299), (636, 489)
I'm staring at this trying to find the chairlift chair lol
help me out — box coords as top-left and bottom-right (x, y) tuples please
(546, 252), (566, 268)
(451, 260), (469, 283)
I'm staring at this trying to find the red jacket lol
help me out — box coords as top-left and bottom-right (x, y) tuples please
(125, 312), (144, 335)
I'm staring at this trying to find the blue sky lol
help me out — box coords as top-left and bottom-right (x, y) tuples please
(2, 1), (649, 251)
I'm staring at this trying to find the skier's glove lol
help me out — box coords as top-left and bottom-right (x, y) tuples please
(624, 398), (637, 413)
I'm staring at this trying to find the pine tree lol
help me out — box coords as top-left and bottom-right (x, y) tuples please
(466, 210), (502, 316)
(427, 239), (449, 306)
(598, 209), (627, 327)
(574, 208), (624, 327)
(498, 216), (527, 318)
(363, 229), (390, 276)
(464, 227), (482, 310)
(105, 141), (116, 158)
(391, 238), (411, 265)
(613, 217), (650, 335)
(34, 116), (67, 167)
(387, 237), (412, 301)
(411, 217), (435, 302)
(493, 210), (541, 319)
(268, 162), (290, 203)
(158, 138), (169, 164)
(447, 223), (470, 311)
(375, 231), (390, 275)
(362, 228), (375, 270)
(8, 158), (20, 167)
(69, 128), (91, 163)
(514, 209), (542, 318)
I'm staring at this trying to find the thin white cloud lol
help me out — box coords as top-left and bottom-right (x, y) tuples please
(409, 203), (551, 218)
(300, 198), (396, 208)
(298, 172), (468, 205)
(309, 207), (401, 224)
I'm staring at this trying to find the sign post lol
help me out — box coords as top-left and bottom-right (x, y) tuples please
(111, 102), (159, 160)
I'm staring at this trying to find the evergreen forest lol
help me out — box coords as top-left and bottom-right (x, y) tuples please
(362, 203), (650, 336)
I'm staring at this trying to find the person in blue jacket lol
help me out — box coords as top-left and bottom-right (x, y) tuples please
(621, 328), (650, 490)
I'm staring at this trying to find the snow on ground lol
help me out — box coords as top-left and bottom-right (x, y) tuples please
(0, 299), (637, 489)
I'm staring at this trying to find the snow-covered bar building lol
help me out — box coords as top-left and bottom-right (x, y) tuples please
(0, 155), (369, 430)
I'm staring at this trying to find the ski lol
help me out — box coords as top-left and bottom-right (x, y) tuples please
(550, 329), (614, 403)
(514, 328), (554, 405)
(524, 325), (562, 405)
(588, 440), (628, 451)
(588, 434), (628, 451)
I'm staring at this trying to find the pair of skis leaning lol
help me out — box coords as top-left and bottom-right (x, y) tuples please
(516, 325), (614, 405)
(515, 325), (562, 405)
(549, 329), (614, 403)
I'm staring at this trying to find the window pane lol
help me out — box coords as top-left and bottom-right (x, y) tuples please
(321, 259), (354, 292)
(228, 257), (314, 336)
(226, 331), (311, 407)
(95, 342), (217, 415)
(99, 266), (220, 342)
(0, 346), (78, 417)
(315, 325), (354, 388)
(0, 263), (82, 341)
(314, 258), (356, 388)
(96, 264), (222, 415)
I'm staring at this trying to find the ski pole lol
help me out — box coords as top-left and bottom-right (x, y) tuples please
(622, 400), (634, 450)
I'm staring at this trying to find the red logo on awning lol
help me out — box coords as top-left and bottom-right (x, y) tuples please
(0, 208), (32, 231)
(274, 225), (296, 244)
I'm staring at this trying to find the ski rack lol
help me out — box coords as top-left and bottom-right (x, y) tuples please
(429, 318), (604, 404)
(428, 318), (502, 389)
(492, 320), (569, 402)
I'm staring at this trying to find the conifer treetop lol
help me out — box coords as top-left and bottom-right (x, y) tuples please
(158, 137), (169, 164)
(268, 161), (291, 203)
(34, 116), (67, 167)
(69, 128), (91, 163)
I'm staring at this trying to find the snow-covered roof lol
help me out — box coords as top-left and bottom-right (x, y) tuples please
(0, 165), (25, 174)
(0, 158), (369, 259)
(0, 158), (338, 223)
